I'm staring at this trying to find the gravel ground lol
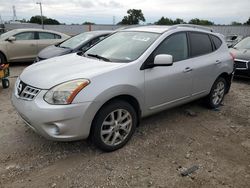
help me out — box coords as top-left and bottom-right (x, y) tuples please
(0, 64), (250, 188)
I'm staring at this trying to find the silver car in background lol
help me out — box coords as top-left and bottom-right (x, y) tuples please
(12, 25), (234, 151)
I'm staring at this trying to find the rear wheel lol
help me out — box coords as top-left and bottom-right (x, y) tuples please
(91, 100), (137, 152)
(206, 77), (227, 109)
(2, 78), (9, 89)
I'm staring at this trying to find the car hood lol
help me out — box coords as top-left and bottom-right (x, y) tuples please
(230, 48), (250, 61)
(38, 45), (72, 59)
(20, 53), (123, 89)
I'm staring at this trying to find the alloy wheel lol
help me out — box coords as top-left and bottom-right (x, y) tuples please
(100, 109), (132, 146)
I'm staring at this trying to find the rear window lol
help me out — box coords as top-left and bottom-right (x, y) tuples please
(38, 32), (61, 39)
(189, 32), (213, 57)
(211, 35), (222, 50)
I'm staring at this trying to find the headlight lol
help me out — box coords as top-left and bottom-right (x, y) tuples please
(44, 79), (90, 104)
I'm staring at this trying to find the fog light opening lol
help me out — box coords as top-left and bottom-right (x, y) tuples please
(52, 125), (60, 135)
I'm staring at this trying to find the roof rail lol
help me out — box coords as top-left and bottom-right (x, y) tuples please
(170, 24), (214, 32)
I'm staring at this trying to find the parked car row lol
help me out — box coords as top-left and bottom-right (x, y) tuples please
(226, 34), (243, 48)
(230, 36), (250, 77)
(35, 30), (112, 62)
(0, 29), (69, 63)
(11, 24), (235, 151)
(0, 29), (113, 64)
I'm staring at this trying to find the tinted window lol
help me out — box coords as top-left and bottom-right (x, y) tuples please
(54, 34), (61, 39)
(59, 33), (94, 49)
(211, 35), (222, 50)
(153, 33), (188, 62)
(38, 32), (58, 39)
(189, 32), (212, 57)
(15, 32), (35, 40)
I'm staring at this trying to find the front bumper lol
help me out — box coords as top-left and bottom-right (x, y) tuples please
(11, 89), (96, 141)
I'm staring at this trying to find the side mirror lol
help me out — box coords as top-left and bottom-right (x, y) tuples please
(154, 54), (173, 66)
(7, 36), (16, 42)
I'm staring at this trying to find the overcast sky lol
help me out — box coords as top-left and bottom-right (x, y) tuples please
(0, 0), (249, 24)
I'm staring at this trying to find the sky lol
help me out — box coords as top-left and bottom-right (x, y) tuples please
(0, 0), (249, 25)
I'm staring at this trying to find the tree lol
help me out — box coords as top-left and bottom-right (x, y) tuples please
(82, 21), (95, 25)
(231, 21), (242, 26)
(155, 17), (185, 25)
(155, 17), (173, 25)
(188, 18), (214, 25)
(173, 18), (185, 24)
(244, 17), (250, 25)
(29, 15), (60, 25)
(118, 9), (145, 25)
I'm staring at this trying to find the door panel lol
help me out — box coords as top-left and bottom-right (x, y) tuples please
(7, 32), (37, 61)
(144, 32), (192, 111)
(188, 32), (217, 96)
(145, 60), (192, 110)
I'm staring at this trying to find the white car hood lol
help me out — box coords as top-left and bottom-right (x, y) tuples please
(20, 53), (123, 89)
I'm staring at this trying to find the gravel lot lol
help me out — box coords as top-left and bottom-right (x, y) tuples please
(0, 64), (250, 188)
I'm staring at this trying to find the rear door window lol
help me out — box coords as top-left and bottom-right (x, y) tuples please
(189, 32), (213, 57)
(38, 32), (60, 39)
(15, 32), (35, 40)
(211, 35), (222, 50)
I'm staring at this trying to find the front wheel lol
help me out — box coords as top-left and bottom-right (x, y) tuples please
(91, 100), (137, 152)
(206, 77), (227, 109)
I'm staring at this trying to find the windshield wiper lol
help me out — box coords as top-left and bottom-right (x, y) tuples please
(59, 45), (71, 49)
(86, 53), (110, 62)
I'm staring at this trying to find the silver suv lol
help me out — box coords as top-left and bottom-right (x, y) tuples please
(12, 25), (234, 151)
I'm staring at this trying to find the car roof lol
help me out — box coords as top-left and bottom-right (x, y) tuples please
(123, 24), (214, 34)
(124, 26), (171, 33)
(12, 28), (69, 36)
(80, 30), (113, 36)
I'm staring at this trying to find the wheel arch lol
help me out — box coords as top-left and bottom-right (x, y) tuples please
(0, 50), (8, 63)
(216, 72), (233, 93)
(88, 94), (142, 139)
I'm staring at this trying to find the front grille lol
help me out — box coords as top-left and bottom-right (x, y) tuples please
(16, 79), (41, 101)
(234, 59), (249, 70)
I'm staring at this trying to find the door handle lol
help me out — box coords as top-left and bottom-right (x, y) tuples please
(183, 67), (193, 73)
(215, 60), (222, 65)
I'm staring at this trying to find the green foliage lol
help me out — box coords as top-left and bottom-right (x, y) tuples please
(244, 17), (250, 25)
(188, 18), (214, 25)
(30, 15), (60, 25)
(231, 21), (242, 26)
(155, 17), (185, 25)
(118, 9), (145, 25)
(82, 21), (95, 25)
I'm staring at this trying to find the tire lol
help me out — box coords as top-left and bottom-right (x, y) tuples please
(206, 77), (227, 109)
(0, 53), (6, 64)
(2, 78), (9, 89)
(91, 100), (137, 152)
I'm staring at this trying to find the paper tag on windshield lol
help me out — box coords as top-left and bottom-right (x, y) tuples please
(132, 35), (150, 42)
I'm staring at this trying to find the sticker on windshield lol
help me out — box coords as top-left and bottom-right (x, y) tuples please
(132, 35), (150, 42)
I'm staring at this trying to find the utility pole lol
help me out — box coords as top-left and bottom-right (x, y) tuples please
(12, 5), (17, 21)
(113, 16), (116, 25)
(36, 2), (44, 29)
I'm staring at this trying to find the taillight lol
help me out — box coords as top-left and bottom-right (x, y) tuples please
(230, 52), (236, 61)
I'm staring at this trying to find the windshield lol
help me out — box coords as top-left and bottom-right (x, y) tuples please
(234, 37), (250, 49)
(59, 33), (94, 49)
(0, 30), (17, 39)
(85, 31), (159, 62)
